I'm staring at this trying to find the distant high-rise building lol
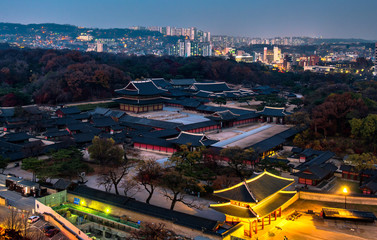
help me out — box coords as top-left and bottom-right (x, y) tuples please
(96, 41), (103, 53)
(189, 27), (195, 40)
(273, 46), (280, 63)
(166, 26), (171, 36)
(184, 39), (191, 57)
(191, 42), (200, 56)
(202, 42), (212, 57)
(178, 40), (185, 57)
(263, 47), (267, 63)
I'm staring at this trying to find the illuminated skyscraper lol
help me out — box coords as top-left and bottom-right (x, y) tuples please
(202, 42), (212, 57)
(184, 39), (191, 57)
(96, 41), (103, 52)
(263, 47), (267, 63)
(273, 46), (281, 63)
(178, 40), (185, 57)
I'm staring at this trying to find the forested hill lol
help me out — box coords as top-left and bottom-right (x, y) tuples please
(0, 45), (361, 106)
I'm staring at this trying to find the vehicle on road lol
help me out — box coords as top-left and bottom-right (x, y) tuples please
(43, 225), (55, 233)
(45, 228), (59, 237)
(27, 216), (40, 223)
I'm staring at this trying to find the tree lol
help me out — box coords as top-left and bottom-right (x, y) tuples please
(0, 207), (31, 240)
(128, 223), (179, 240)
(286, 111), (310, 129)
(169, 145), (216, 181)
(97, 162), (132, 195)
(312, 93), (367, 137)
(350, 114), (377, 151)
(88, 136), (128, 195)
(213, 97), (227, 107)
(134, 159), (162, 204)
(120, 178), (140, 198)
(160, 169), (200, 210)
(49, 148), (91, 181)
(0, 156), (9, 174)
(220, 147), (257, 181)
(88, 136), (124, 165)
(347, 153), (377, 184)
(21, 157), (43, 182)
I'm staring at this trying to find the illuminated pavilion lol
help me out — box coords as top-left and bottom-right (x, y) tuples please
(210, 171), (297, 238)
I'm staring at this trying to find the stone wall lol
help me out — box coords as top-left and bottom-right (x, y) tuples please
(299, 191), (377, 205)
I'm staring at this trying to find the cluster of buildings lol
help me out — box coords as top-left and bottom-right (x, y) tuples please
(1, 77), (377, 239)
(167, 39), (212, 57)
(131, 26), (211, 42)
(375, 42), (377, 76)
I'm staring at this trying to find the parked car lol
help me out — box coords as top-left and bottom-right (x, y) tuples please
(43, 225), (55, 233)
(27, 216), (40, 223)
(45, 228), (59, 237)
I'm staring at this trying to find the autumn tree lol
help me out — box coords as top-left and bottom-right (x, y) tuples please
(286, 111), (311, 129)
(160, 169), (200, 210)
(312, 93), (367, 137)
(88, 136), (128, 195)
(134, 159), (162, 204)
(168, 144), (215, 180)
(220, 147), (258, 181)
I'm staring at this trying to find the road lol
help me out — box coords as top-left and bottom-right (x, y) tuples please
(0, 174), (35, 211)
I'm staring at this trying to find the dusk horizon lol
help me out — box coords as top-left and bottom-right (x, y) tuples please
(1, 0), (377, 39)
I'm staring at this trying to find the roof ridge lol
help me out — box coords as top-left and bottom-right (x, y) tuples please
(243, 181), (257, 202)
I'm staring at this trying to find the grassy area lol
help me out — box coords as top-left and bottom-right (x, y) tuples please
(53, 203), (140, 229)
(71, 102), (119, 112)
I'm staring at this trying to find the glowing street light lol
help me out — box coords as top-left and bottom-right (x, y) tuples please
(342, 186), (349, 209)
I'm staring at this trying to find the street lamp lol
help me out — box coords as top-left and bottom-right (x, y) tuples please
(342, 186), (348, 209)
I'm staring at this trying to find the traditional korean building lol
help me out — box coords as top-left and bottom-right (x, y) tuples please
(293, 163), (337, 186)
(168, 131), (218, 150)
(210, 171), (297, 238)
(258, 106), (289, 124)
(115, 80), (167, 113)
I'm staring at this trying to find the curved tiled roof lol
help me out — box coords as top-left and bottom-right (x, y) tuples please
(214, 171), (294, 203)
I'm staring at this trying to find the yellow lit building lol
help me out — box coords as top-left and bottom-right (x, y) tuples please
(210, 171), (298, 238)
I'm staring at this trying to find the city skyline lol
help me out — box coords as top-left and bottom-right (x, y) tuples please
(1, 0), (377, 40)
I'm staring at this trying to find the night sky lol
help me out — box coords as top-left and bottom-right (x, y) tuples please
(1, 0), (376, 39)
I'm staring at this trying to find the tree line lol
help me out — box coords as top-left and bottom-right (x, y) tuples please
(0, 45), (362, 106)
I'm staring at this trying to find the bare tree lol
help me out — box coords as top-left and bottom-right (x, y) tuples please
(128, 222), (179, 240)
(97, 174), (113, 192)
(120, 178), (140, 198)
(134, 159), (162, 204)
(160, 169), (202, 211)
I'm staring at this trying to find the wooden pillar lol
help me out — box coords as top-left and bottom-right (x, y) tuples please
(262, 217), (264, 229)
(255, 219), (257, 234)
(269, 214), (271, 224)
(249, 221), (252, 237)
(274, 211), (277, 221)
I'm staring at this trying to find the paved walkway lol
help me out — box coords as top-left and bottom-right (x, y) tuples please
(212, 124), (272, 147)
